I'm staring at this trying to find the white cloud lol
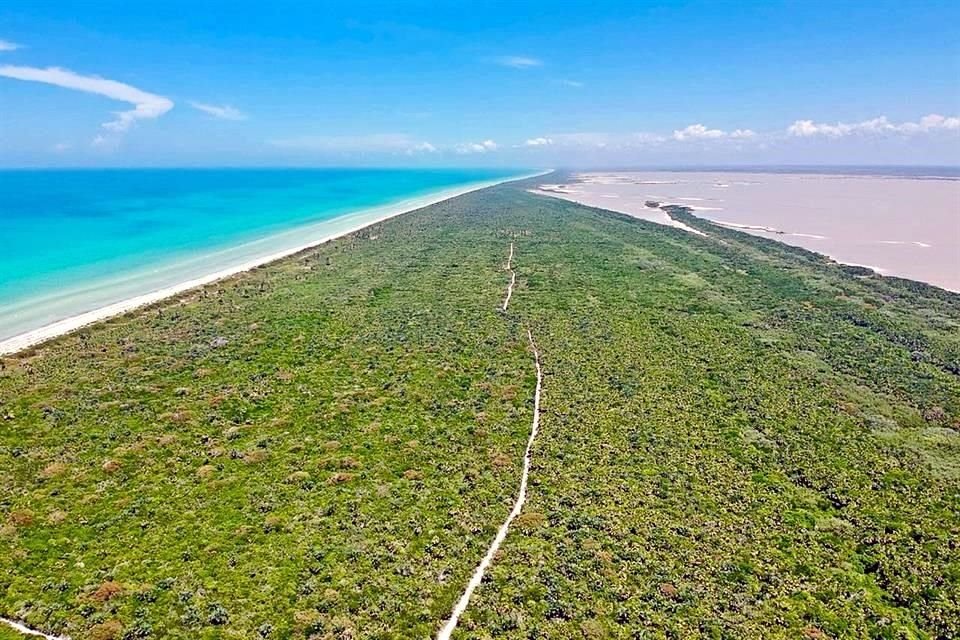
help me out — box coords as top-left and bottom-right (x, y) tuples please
(560, 79), (583, 88)
(788, 114), (960, 138)
(673, 124), (726, 141)
(0, 65), (173, 133)
(524, 137), (553, 146)
(189, 101), (246, 121)
(456, 139), (498, 154)
(269, 133), (435, 155)
(730, 129), (756, 139)
(406, 141), (438, 155)
(0, 39), (20, 52)
(492, 55), (542, 69)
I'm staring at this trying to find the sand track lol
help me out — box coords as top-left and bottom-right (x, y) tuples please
(0, 617), (69, 640)
(437, 245), (544, 639)
(501, 242), (516, 311)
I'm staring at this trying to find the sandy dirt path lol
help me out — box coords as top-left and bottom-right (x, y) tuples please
(0, 617), (69, 640)
(501, 242), (516, 311)
(437, 245), (544, 640)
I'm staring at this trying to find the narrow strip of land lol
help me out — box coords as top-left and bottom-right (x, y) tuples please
(0, 617), (68, 640)
(438, 245), (544, 639)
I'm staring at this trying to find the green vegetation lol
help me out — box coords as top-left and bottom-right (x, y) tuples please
(2, 178), (958, 639)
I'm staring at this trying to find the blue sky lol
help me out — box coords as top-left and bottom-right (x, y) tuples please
(1, 0), (958, 167)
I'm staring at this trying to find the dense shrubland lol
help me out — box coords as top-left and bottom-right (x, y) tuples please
(2, 178), (957, 638)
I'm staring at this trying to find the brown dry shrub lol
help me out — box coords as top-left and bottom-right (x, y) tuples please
(490, 452), (512, 468)
(120, 440), (147, 455)
(337, 456), (361, 470)
(101, 459), (121, 473)
(8, 509), (35, 527)
(89, 620), (123, 640)
(500, 385), (519, 400)
(294, 609), (321, 632)
(402, 469), (423, 480)
(323, 440), (341, 451)
(47, 510), (68, 525)
(803, 627), (829, 640)
(39, 462), (68, 479)
(286, 471), (311, 484)
(243, 450), (269, 464)
(327, 472), (355, 485)
(208, 446), (227, 458)
(90, 581), (124, 602)
(581, 620), (605, 639)
(659, 583), (679, 599)
(161, 410), (191, 424)
(514, 511), (545, 529)
(196, 465), (216, 479)
(157, 434), (177, 446)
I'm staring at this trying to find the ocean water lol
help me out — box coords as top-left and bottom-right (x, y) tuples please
(0, 168), (523, 342)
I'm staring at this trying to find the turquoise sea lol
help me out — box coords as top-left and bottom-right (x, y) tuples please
(0, 168), (525, 342)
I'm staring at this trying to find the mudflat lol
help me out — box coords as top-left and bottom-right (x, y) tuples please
(537, 171), (960, 291)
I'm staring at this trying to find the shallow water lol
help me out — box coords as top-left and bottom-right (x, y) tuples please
(545, 170), (960, 291)
(0, 168), (521, 341)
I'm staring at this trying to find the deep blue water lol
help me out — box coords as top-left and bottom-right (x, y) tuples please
(0, 168), (523, 339)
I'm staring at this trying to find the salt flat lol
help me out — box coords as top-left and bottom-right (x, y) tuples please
(536, 171), (960, 291)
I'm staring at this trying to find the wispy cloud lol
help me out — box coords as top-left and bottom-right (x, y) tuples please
(407, 141), (438, 154)
(0, 65), (173, 134)
(788, 114), (960, 138)
(524, 137), (554, 146)
(0, 39), (20, 52)
(269, 133), (435, 155)
(491, 55), (542, 69)
(455, 139), (498, 154)
(672, 124), (756, 141)
(559, 79), (584, 88)
(189, 101), (246, 121)
(672, 124), (725, 141)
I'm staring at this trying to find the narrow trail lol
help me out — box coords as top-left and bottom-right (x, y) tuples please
(501, 242), (516, 312)
(437, 246), (544, 640)
(0, 618), (68, 640)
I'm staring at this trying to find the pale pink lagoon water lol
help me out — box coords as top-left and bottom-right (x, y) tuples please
(537, 171), (960, 291)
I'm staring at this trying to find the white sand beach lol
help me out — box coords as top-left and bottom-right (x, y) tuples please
(536, 171), (960, 291)
(0, 172), (548, 355)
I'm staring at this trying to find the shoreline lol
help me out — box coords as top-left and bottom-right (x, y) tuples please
(0, 171), (549, 356)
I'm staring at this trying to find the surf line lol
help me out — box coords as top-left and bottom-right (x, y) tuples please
(437, 246), (544, 640)
(0, 617), (70, 640)
(501, 242), (516, 311)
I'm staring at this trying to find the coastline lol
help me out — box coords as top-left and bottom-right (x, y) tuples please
(0, 171), (549, 356)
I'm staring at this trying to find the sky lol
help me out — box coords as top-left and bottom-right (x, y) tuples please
(1, 0), (959, 168)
